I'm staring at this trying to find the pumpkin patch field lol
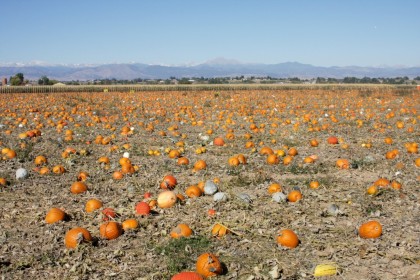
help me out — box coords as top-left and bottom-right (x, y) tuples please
(0, 86), (419, 279)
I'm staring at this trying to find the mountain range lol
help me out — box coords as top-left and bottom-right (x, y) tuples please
(1, 58), (419, 81)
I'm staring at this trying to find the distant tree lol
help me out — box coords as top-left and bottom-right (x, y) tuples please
(327, 78), (338, 83)
(343, 77), (357, 83)
(10, 73), (24, 85)
(178, 78), (192, 84)
(414, 76), (420, 81)
(38, 76), (51, 85)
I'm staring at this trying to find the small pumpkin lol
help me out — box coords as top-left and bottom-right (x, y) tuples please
(213, 137), (225, 146)
(0, 178), (7, 186)
(211, 223), (229, 238)
(52, 165), (66, 174)
(185, 185), (202, 198)
(260, 146), (274, 155)
(266, 154), (279, 165)
(177, 157), (190, 165)
(374, 178), (390, 187)
(45, 207), (66, 224)
(288, 147), (298, 156)
(100, 221), (123, 240)
(310, 139), (319, 147)
(327, 136), (339, 144)
(287, 190), (302, 202)
(366, 185), (379, 195)
(168, 149), (181, 159)
(303, 156), (315, 164)
(112, 171), (124, 180)
(122, 219), (139, 231)
(85, 199), (103, 213)
(283, 155), (293, 165)
(97, 156), (110, 164)
(5, 149), (17, 159)
(77, 171), (89, 181)
(39, 167), (50, 175)
(267, 183), (282, 194)
(237, 154), (247, 164)
(157, 191), (177, 208)
(228, 156), (240, 166)
(64, 227), (92, 249)
(196, 253), (223, 277)
(336, 159), (350, 169)
(135, 201), (151, 215)
(34, 155), (47, 166)
(160, 175), (177, 190)
(193, 159), (207, 171)
(170, 223), (193, 238)
(358, 220), (382, 239)
(309, 181), (320, 189)
(102, 207), (117, 221)
(171, 271), (204, 280)
(276, 229), (299, 248)
(70, 181), (88, 194)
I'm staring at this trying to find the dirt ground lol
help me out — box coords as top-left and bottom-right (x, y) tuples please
(0, 88), (419, 279)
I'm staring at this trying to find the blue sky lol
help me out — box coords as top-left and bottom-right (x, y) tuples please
(1, 0), (419, 67)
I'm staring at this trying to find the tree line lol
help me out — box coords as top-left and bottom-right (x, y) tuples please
(4, 73), (420, 86)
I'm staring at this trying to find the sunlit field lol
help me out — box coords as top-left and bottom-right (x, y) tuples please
(0, 85), (419, 279)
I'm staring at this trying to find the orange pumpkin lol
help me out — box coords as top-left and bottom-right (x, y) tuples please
(276, 229), (299, 248)
(39, 167), (50, 175)
(64, 227), (92, 249)
(310, 139), (319, 147)
(77, 171), (89, 181)
(45, 208), (66, 224)
(196, 253), (223, 277)
(211, 223), (229, 238)
(52, 165), (66, 174)
(228, 156), (240, 166)
(171, 272), (204, 280)
(288, 147), (298, 156)
(358, 220), (382, 239)
(170, 224), (193, 238)
(193, 159), (207, 171)
(112, 171), (124, 180)
(374, 178), (390, 187)
(34, 155), (47, 166)
(102, 207), (117, 221)
(168, 149), (181, 159)
(287, 190), (302, 202)
(185, 185), (202, 198)
(336, 159), (350, 169)
(0, 178), (7, 186)
(160, 175), (177, 190)
(266, 154), (279, 165)
(260, 146), (274, 155)
(100, 221), (123, 240)
(122, 219), (139, 231)
(70, 181), (88, 194)
(309, 181), (320, 189)
(267, 183), (282, 194)
(85, 199), (103, 213)
(177, 157), (190, 165)
(283, 155), (293, 165)
(327, 136), (339, 144)
(135, 201), (151, 215)
(213, 137), (225, 146)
